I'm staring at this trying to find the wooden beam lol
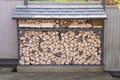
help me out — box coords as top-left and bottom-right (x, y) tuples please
(24, 0), (28, 6)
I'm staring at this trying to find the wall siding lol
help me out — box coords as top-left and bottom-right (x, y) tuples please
(104, 6), (120, 71)
(0, 0), (24, 58)
(0, 0), (120, 71)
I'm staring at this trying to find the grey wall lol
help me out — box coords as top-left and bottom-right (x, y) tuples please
(104, 6), (120, 71)
(0, 0), (120, 71)
(0, 0), (24, 58)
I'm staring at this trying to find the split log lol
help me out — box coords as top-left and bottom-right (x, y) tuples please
(19, 30), (102, 65)
(18, 19), (102, 28)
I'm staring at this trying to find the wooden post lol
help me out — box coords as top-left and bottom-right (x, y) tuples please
(24, 0), (28, 6)
(101, 0), (105, 10)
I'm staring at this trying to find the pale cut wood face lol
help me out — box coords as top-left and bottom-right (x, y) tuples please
(19, 30), (102, 65)
(18, 19), (102, 28)
(18, 19), (102, 65)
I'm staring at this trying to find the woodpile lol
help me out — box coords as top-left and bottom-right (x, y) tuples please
(18, 19), (59, 28)
(92, 19), (102, 28)
(19, 31), (102, 65)
(18, 19), (102, 28)
(61, 19), (92, 28)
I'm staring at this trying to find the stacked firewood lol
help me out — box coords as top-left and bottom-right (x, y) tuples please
(18, 19), (102, 28)
(19, 31), (101, 65)
(60, 19), (92, 28)
(18, 19), (59, 28)
(92, 19), (102, 28)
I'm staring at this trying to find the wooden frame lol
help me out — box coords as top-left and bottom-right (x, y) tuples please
(24, 0), (105, 10)
(26, 0), (102, 5)
(24, 0), (28, 5)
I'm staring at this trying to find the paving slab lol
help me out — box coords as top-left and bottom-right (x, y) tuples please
(0, 72), (119, 80)
(0, 67), (14, 73)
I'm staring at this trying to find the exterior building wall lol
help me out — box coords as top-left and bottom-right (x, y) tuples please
(0, 0), (120, 71)
(0, 0), (24, 58)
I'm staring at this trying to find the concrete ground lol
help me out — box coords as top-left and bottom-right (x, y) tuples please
(0, 67), (120, 80)
(0, 72), (120, 80)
